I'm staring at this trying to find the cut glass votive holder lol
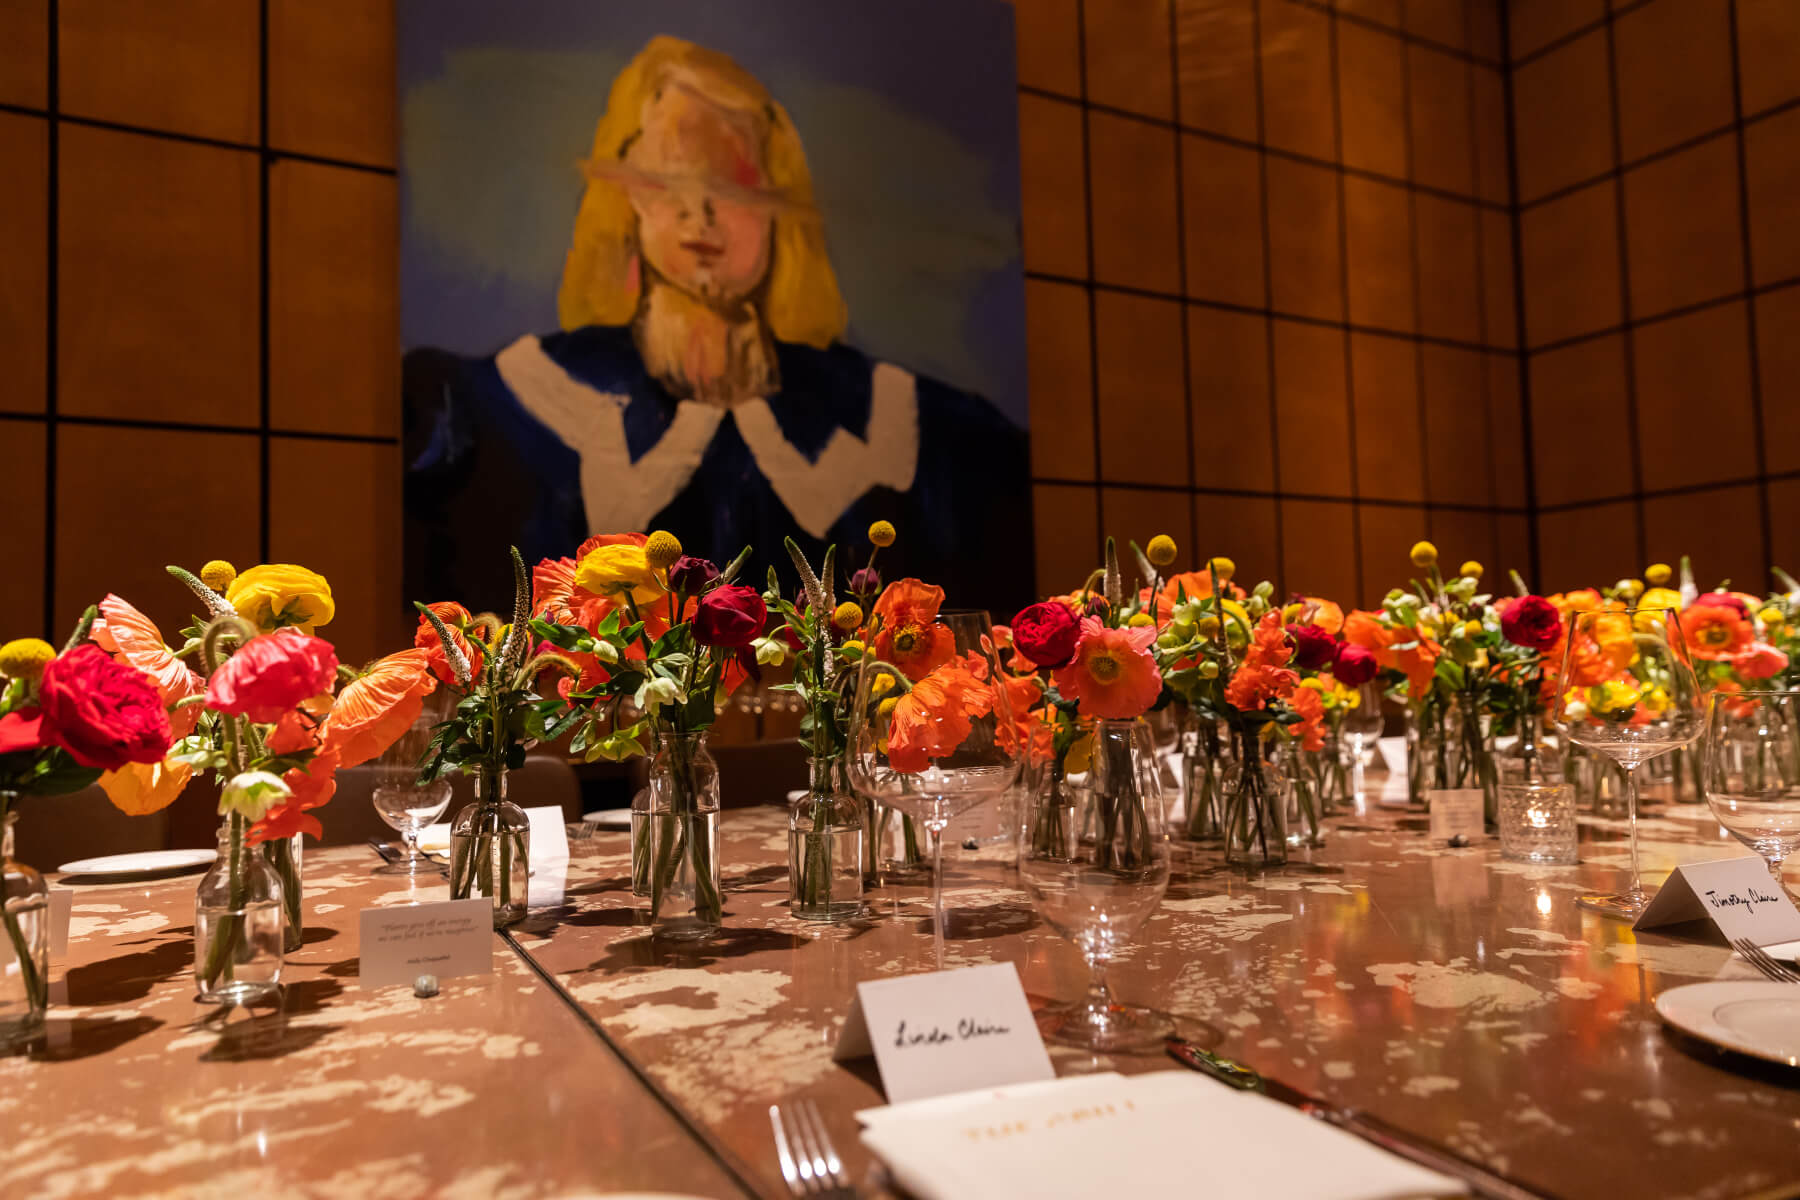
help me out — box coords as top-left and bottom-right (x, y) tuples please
(1499, 782), (1578, 865)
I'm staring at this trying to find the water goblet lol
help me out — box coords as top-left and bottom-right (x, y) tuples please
(1703, 689), (1800, 895)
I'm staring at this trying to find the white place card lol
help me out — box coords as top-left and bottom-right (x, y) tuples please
(526, 805), (569, 868)
(1428, 789), (1486, 841)
(358, 897), (494, 989)
(832, 962), (1054, 1105)
(0, 888), (71, 968)
(1634, 856), (1800, 946)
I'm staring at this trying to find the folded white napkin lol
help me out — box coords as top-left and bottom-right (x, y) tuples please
(860, 1070), (1464, 1200)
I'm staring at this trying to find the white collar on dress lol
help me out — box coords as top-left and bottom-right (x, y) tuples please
(493, 334), (918, 538)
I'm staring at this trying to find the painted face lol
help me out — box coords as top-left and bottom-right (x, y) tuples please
(625, 85), (774, 307)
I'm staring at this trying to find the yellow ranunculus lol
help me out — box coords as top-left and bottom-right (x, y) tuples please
(1640, 684), (1670, 716)
(1591, 679), (1641, 714)
(574, 543), (667, 606)
(226, 564), (335, 633)
(1640, 587), (1682, 613)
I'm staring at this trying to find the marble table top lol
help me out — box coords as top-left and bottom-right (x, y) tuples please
(0, 848), (751, 1199)
(510, 792), (1800, 1200)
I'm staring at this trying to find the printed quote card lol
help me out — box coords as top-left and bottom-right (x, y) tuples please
(359, 897), (493, 989)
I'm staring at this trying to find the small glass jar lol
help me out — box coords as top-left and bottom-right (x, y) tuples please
(195, 814), (286, 1005)
(646, 731), (722, 939)
(1499, 782), (1578, 865)
(788, 756), (863, 922)
(1, 808), (49, 1047)
(1223, 739), (1289, 870)
(449, 767), (530, 928)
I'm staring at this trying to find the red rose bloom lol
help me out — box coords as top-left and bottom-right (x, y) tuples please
(1286, 623), (1337, 671)
(692, 586), (767, 648)
(1011, 601), (1081, 669)
(37, 644), (172, 770)
(1332, 642), (1378, 686)
(1501, 595), (1562, 652)
(207, 630), (340, 724)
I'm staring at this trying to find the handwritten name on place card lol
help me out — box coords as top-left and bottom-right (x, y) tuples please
(1635, 856), (1800, 946)
(1428, 789), (1486, 841)
(359, 897), (493, 989)
(833, 962), (1053, 1105)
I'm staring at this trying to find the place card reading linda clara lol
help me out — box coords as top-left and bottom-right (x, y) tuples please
(1633, 856), (1800, 946)
(832, 962), (1054, 1104)
(1428, 789), (1486, 841)
(358, 897), (493, 989)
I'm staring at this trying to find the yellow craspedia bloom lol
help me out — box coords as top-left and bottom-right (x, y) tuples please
(643, 530), (683, 570)
(868, 520), (896, 548)
(877, 696), (899, 718)
(1209, 556), (1236, 582)
(1759, 607), (1785, 627)
(1195, 615), (1221, 637)
(1460, 560), (1483, 579)
(1618, 578), (1644, 601)
(832, 601), (863, 631)
(1645, 563), (1672, 585)
(226, 564), (335, 634)
(871, 672), (895, 697)
(199, 559), (237, 591)
(0, 638), (56, 680)
(1146, 534), (1177, 568)
(1463, 619), (1483, 638)
(1409, 541), (1438, 568)
(1127, 612), (1154, 627)
(841, 639), (866, 656)
(574, 543), (667, 607)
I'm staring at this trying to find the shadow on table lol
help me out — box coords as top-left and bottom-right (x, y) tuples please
(575, 923), (812, 973)
(66, 934), (193, 1005)
(30, 1014), (163, 1062)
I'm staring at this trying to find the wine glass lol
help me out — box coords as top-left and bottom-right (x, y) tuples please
(1339, 679), (1385, 808)
(371, 692), (454, 876)
(1703, 690), (1800, 895)
(1551, 607), (1703, 918)
(846, 610), (1020, 967)
(1019, 716), (1173, 1052)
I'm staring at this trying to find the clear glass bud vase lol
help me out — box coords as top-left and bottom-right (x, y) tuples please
(260, 834), (303, 952)
(195, 813), (285, 1005)
(1178, 719), (1229, 841)
(629, 786), (652, 897)
(1, 806), (49, 1048)
(1405, 699), (1456, 807)
(1222, 735), (1288, 869)
(647, 732), (722, 939)
(1281, 741), (1328, 848)
(449, 767), (529, 928)
(789, 756), (863, 922)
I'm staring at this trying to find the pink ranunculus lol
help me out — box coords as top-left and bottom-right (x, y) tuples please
(37, 645), (173, 771)
(1734, 642), (1789, 680)
(206, 630), (339, 724)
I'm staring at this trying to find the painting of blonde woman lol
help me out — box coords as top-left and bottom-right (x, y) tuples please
(401, 2), (1029, 613)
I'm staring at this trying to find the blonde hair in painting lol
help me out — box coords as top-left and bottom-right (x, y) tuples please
(557, 35), (848, 348)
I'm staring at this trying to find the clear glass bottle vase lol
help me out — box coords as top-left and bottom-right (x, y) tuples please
(789, 756), (863, 922)
(1, 804), (49, 1048)
(1405, 699), (1456, 807)
(449, 767), (529, 929)
(260, 834), (303, 952)
(1222, 734), (1289, 869)
(863, 798), (928, 882)
(646, 731), (722, 939)
(1281, 741), (1329, 848)
(195, 813), (285, 1005)
(1178, 719), (1230, 841)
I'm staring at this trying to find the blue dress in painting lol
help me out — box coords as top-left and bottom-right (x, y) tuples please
(403, 326), (1032, 615)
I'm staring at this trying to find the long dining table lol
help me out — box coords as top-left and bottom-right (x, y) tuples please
(6, 778), (1799, 1200)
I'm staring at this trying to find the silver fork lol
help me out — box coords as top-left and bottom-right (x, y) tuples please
(1732, 937), (1800, 983)
(769, 1099), (854, 1198)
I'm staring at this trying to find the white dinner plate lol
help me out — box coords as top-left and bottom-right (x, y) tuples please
(581, 809), (632, 830)
(1656, 980), (1800, 1066)
(58, 848), (217, 877)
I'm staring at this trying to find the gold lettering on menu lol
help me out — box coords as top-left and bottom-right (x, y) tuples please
(958, 1099), (1137, 1142)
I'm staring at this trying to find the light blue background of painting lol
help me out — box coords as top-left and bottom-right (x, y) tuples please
(398, 0), (1026, 427)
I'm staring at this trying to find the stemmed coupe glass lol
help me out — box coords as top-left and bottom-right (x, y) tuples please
(1702, 690), (1800, 896)
(846, 610), (1020, 967)
(1551, 607), (1703, 918)
(371, 692), (454, 876)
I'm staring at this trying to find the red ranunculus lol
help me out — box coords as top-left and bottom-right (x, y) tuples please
(0, 709), (45, 755)
(1500, 595), (1562, 652)
(207, 630), (340, 724)
(1011, 601), (1081, 669)
(37, 645), (172, 770)
(667, 555), (719, 593)
(1286, 623), (1337, 671)
(692, 585), (767, 648)
(1332, 643), (1378, 686)
(1693, 591), (1749, 617)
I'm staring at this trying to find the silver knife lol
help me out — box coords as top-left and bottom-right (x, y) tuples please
(367, 838), (400, 864)
(1165, 1038), (1552, 1200)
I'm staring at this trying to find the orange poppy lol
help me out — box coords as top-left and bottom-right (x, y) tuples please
(98, 758), (193, 816)
(873, 579), (956, 680)
(1159, 568), (1244, 606)
(93, 594), (205, 738)
(886, 660), (994, 773)
(1340, 610), (1395, 667)
(1683, 603), (1753, 663)
(1296, 597), (1344, 635)
(320, 648), (438, 768)
(1051, 618), (1162, 720)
